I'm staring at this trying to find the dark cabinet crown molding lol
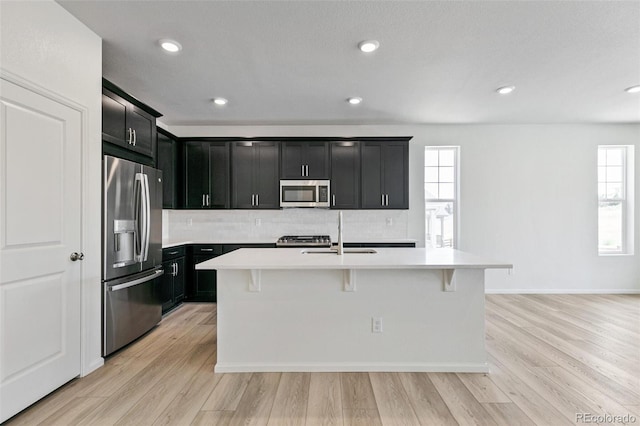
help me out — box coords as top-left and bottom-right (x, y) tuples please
(102, 78), (163, 118)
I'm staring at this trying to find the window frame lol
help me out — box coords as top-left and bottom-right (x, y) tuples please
(424, 146), (460, 249)
(597, 145), (634, 255)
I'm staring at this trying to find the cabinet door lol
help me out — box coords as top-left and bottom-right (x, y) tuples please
(305, 141), (329, 179)
(383, 142), (409, 209)
(330, 142), (359, 209)
(184, 142), (208, 208)
(254, 142), (280, 209)
(280, 142), (305, 178)
(360, 142), (384, 208)
(209, 143), (229, 208)
(102, 92), (127, 145)
(157, 132), (177, 208)
(173, 257), (185, 303)
(160, 260), (175, 313)
(231, 143), (256, 208)
(193, 254), (216, 301)
(126, 106), (154, 158)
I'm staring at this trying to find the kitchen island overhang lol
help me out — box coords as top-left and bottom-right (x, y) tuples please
(197, 248), (511, 373)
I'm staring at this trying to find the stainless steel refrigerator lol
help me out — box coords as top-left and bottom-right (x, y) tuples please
(102, 155), (163, 356)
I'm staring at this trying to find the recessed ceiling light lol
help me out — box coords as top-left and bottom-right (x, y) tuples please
(213, 97), (228, 106)
(496, 85), (515, 95)
(358, 40), (379, 53)
(625, 85), (640, 93)
(159, 39), (182, 53)
(347, 97), (362, 105)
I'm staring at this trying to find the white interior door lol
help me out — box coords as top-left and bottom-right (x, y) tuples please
(0, 78), (82, 422)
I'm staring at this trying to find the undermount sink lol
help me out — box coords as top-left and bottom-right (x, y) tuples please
(301, 248), (377, 254)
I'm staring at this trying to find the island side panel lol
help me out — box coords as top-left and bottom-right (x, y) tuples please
(215, 268), (487, 372)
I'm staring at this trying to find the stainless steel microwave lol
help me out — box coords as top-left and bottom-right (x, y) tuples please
(280, 180), (330, 208)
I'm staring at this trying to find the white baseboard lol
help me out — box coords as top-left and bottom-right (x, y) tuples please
(81, 357), (104, 377)
(214, 362), (489, 373)
(485, 288), (640, 294)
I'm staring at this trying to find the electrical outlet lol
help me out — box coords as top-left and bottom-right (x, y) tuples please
(372, 317), (383, 333)
(386, 217), (393, 226)
(508, 267), (514, 275)
(187, 218), (193, 227)
(255, 218), (261, 226)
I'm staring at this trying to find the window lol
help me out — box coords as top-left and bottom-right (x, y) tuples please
(425, 147), (459, 248)
(598, 145), (634, 254)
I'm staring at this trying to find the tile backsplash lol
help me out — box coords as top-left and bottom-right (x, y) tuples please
(163, 209), (409, 243)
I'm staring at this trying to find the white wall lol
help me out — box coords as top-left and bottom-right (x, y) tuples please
(169, 123), (640, 293)
(1, 0), (103, 374)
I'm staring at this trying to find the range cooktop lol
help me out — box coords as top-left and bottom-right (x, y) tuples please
(276, 235), (331, 247)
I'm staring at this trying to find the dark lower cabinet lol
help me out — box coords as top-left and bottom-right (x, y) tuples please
(161, 246), (186, 313)
(186, 245), (223, 302)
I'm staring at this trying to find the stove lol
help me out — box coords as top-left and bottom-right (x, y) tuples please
(276, 235), (332, 247)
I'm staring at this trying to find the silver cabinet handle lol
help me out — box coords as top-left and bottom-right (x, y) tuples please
(168, 250), (178, 255)
(332, 194), (336, 206)
(381, 194), (385, 206)
(301, 165), (304, 176)
(256, 194), (259, 206)
(201, 248), (214, 251)
(132, 129), (136, 146)
(385, 194), (389, 206)
(251, 194), (255, 206)
(306, 165), (309, 176)
(70, 252), (84, 261)
(127, 128), (132, 144)
(171, 263), (176, 276)
(175, 262), (178, 276)
(202, 194), (206, 207)
(206, 194), (210, 206)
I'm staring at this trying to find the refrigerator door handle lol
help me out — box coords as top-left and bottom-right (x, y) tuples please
(107, 269), (163, 292)
(134, 173), (144, 261)
(141, 173), (151, 262)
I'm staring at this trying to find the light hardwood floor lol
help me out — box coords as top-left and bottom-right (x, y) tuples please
(5, 294), (639, 425)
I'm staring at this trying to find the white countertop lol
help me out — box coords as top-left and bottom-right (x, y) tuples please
(162, 238), (418, 248)
(196, 248), (511, 270)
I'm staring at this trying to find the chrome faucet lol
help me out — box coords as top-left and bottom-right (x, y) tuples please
(337, 211), (344, 255)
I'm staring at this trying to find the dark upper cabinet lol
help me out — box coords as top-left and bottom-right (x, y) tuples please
(281, 141), (329, 179)
(330, 141), (360, 209)
(157, 129), (179, 209)
(184, 141), (229, 209)
(231, 141), (279, 209)
(101, 80), (160, 160)
(361, 141), (409, 209)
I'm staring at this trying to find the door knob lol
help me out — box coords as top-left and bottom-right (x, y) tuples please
(70, 252), (84, 261)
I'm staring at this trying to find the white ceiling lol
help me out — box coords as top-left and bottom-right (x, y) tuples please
(57, 0), (640, 126)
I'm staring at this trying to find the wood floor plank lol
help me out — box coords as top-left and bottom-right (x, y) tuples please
(229, 373), (281, 426)
(340, 373), (378, 410)
(485, 357), (574, 426)
(191, 410), (234, 426)
(151, 351), (222, 426)
(306, 372), (344, 426)
(115, 343), (213, 425)
(481, 403), (535, 426)
(429, 373), (496, 426)
(37, 397), (106, 426)
(397, 372), (457, 425)
(201, 373), (253, 411)
(342, 409), (382, 426)
(369, 372), (420, 426)
(267, 373), (310, 426)
(456, 373), (511, 403)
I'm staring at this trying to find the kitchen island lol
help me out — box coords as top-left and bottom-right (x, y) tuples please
(196, 247), (511, 373)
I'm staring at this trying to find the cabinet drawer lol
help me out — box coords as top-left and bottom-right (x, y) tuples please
(190, 244), (223, 256)
(162, 245), (186, 260)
